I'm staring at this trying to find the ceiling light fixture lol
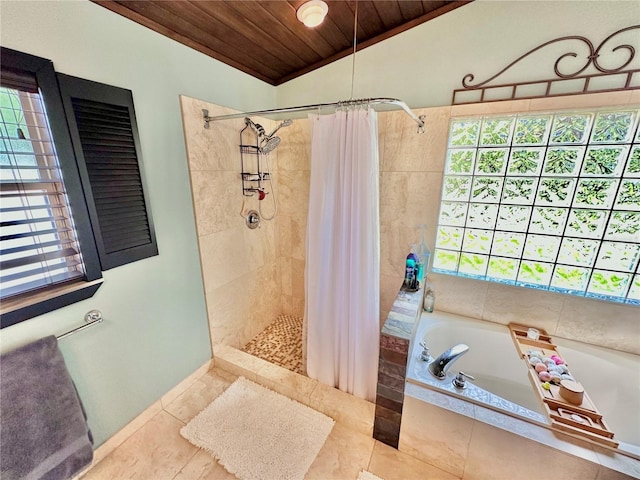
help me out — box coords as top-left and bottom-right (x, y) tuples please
(296, 0), (328, 28)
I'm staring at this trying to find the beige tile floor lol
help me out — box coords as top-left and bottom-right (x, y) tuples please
(81, 366), (459, 480)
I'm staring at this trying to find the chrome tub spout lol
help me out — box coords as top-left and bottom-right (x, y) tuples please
(428, 343), (469, 379)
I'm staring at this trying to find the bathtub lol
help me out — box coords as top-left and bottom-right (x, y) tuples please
(406, 310), (640, 457)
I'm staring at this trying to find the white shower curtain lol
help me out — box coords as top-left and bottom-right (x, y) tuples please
(305, 108), (380, 402)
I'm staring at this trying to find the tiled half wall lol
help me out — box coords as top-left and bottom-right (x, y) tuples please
(373, 287), (424, 448)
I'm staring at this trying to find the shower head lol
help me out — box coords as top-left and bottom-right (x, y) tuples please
(260, 136), (281, 154)
(259, 119), (292, 153)
(245, 117), (292, 154)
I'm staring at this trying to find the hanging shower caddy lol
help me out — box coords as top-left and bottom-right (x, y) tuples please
(239, 120), (269, 199)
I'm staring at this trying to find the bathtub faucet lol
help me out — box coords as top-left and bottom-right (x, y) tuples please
(428, 343), (469, 379)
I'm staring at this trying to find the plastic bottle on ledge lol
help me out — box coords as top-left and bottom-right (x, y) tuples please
(404, 246), (419, 291)
(423, 285), (435, 312)
(416, 224), (431, 282)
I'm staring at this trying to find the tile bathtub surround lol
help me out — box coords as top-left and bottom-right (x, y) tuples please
(401, 382), (640, 480)
(374, 286), (424, 448)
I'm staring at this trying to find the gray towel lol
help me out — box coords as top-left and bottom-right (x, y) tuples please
(0, 335), (93, 480)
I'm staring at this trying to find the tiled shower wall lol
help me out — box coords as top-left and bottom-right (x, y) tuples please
(182, 91), (639, 355)
(277, 120), (310, 317)
(180, 97), (282, 349)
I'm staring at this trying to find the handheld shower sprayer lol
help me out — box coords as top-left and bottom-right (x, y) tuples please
(265, 119), (293, 139)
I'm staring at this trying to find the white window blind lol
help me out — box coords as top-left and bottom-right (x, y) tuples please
(0, 85), (85, 299)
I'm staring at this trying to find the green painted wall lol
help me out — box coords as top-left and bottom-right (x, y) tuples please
(0, 0), (275, 446)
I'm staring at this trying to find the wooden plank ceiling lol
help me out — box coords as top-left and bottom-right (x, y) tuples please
(93, 0), (471, 85)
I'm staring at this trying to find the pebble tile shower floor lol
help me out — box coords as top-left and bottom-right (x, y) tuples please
(241, 314), (304, 375)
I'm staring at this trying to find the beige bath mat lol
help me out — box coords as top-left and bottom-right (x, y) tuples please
(180, 376), (334, 480)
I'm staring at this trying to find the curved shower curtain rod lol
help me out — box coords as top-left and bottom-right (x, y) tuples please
(202, 97), (425, 132)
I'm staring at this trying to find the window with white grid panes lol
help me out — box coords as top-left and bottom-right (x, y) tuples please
(433, 108), (640, 304)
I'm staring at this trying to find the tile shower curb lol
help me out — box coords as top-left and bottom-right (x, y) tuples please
(212, 343), (376, 436)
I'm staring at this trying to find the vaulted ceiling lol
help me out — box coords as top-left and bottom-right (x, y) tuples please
(93, 1), (471, 85)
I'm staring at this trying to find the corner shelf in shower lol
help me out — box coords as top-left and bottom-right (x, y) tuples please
(508, 324), (618, 449)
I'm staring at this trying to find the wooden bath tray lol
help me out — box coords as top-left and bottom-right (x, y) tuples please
(508, 324), (618, 448)
(509, 324), (557, 357)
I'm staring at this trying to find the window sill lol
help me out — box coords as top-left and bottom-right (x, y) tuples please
(0, 279), (104, 329)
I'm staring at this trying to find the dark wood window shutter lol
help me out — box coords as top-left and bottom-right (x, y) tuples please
(57, 74), (157, 270)
(0, 47), (103, 327)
